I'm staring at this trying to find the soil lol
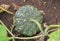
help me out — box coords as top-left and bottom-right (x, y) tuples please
(0, 0), (60, 41)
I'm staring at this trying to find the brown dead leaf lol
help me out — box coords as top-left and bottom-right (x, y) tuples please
(12, 3), (20, 10)
(0, 4), (14, 14)
(0, 4), (10, 13)
(43, 22), (48, 28)
(23, 0), (26, 2)
(0, 4), (10, 9)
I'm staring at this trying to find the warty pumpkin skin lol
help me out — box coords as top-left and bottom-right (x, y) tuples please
(14, 5), (43, 36)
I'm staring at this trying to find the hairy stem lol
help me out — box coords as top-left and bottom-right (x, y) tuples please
(9, 37), (14, 40)
(8, 34), (43, 39)
(11, 25), (14, 32)
(9, 37), (15, 41)
(0, 20), (44, 40)
(44, 24), (60, 35)
(14, 35), (43, 39)
(29, 18), (44, 35)
(0, 20), (15, 39)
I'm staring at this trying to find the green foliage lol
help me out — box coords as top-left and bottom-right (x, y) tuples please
(14, 5), (43, 36)
(0, 24), (9, 41)
(47, 29), (60, 41)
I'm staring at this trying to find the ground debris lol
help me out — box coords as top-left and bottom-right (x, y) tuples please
(12, 3), (20, 10)
(0, 4), (10, 13)
(23, 0), (26, 2)
(43, 1), (47, 6)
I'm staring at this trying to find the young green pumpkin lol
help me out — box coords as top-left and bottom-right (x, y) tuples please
(14, 5), (43, 36)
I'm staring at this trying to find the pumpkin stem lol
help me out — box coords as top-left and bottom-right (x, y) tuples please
(29, 18), (44, 35)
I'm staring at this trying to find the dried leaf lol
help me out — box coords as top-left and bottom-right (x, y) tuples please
(12, 3), (20, 10)
(43, 2), (47, 6)
(0, 4), (10, 13)
(0, 4), (10, 9)
(23, 0), (26, 2)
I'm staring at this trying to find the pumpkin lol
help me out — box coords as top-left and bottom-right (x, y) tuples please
(14, 5), (43, 36)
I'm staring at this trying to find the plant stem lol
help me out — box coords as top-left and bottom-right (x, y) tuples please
(9, 37), (14, 40)
(0, 20), (44, 40)
(0, 20), (15, 41)
(14, 35), (43, 39)
(44, 24), (60, 35)
(8, 34), (43, 39)
(0, 6), (14, 15)
(9, 37), (15, 41)
(11, 25), (14, 32)
(0, 20), (15, 37)
(29, 18), (44, 35)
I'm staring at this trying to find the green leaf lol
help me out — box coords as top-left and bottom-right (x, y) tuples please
(0, 24), (9, 41)
(47, 30), (60, 41)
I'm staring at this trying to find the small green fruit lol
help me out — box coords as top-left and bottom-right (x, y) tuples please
(14, 5), (43, 36)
